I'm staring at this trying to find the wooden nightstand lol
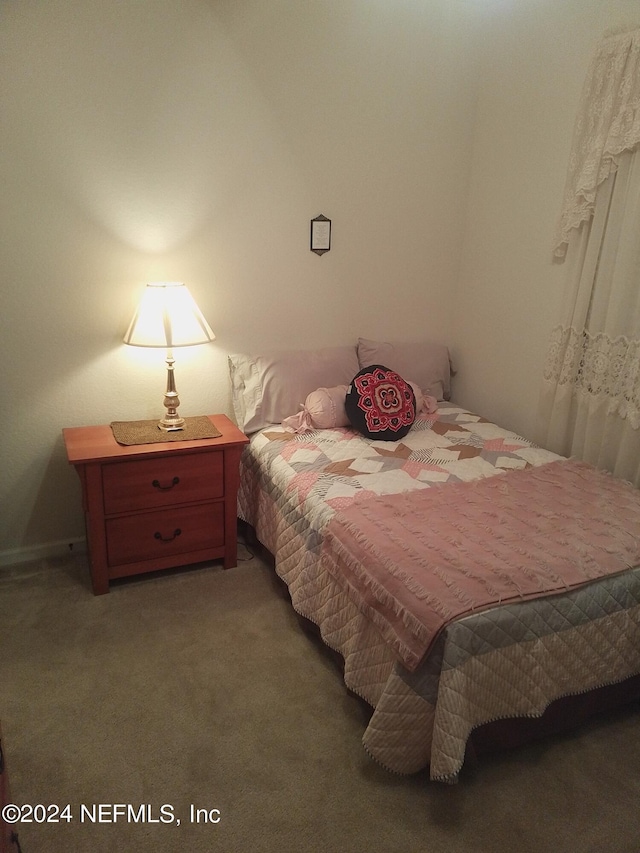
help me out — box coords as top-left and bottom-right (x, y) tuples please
(63, 415), (249, 595)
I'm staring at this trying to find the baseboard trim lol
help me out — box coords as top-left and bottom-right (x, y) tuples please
(0, 538), (87, 568)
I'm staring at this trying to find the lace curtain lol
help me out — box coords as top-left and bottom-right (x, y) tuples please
(553, 27), (640, 258)
(540, 27), (640, 487)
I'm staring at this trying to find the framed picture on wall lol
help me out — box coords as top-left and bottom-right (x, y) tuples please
(310, 214), (331, 255)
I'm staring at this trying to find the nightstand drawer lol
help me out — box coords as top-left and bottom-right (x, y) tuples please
(106, 503), (224, 566)
(103, 452), (223, 514)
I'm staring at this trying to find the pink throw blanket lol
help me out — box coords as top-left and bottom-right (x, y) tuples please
(320, 460), (640, 671)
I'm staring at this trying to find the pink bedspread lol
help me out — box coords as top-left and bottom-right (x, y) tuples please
(320, 460), (640, 671)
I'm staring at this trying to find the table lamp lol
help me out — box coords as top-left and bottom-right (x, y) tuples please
(123, 282), (216, 431)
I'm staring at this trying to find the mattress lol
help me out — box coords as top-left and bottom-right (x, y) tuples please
(238, 403), (640, 782)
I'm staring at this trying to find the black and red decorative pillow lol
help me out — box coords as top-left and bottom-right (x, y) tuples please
(345, 364), (416, 440)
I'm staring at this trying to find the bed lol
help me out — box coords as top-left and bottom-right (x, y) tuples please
(229, 339), (640, 783)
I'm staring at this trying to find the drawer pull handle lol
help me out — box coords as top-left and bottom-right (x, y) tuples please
(152, 476), (180, 491)
(154, 528), (182, 543)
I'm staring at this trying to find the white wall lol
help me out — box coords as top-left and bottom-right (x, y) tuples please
(0, 0), (481, 560)
(451, 0), (640, 440)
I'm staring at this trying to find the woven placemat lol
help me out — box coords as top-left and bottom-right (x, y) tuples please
(111, 416), (222, 446)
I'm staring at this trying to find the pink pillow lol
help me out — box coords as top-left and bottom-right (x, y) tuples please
(357, 337), (451, 400)
(282, 385), (349, 433)
(305, 385), (349, 428)
(229, 346), (359, 433)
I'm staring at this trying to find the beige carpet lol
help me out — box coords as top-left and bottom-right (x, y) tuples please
(1, 548), (639, 853)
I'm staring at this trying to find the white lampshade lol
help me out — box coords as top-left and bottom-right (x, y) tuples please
(124, 282), (215, 349)
(123, 282), (215, 431)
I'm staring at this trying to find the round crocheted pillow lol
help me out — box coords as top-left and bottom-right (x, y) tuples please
(345, 364), (416, 440)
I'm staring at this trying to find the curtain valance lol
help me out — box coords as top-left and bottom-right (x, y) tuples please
(553, 27), (640, 258)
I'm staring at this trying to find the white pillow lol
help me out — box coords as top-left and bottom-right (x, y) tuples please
(229, 346), (359, 433)
(357, 337), (451, 400)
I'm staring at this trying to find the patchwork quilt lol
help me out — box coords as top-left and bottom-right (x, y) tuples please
(238, 404), (640, 782)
